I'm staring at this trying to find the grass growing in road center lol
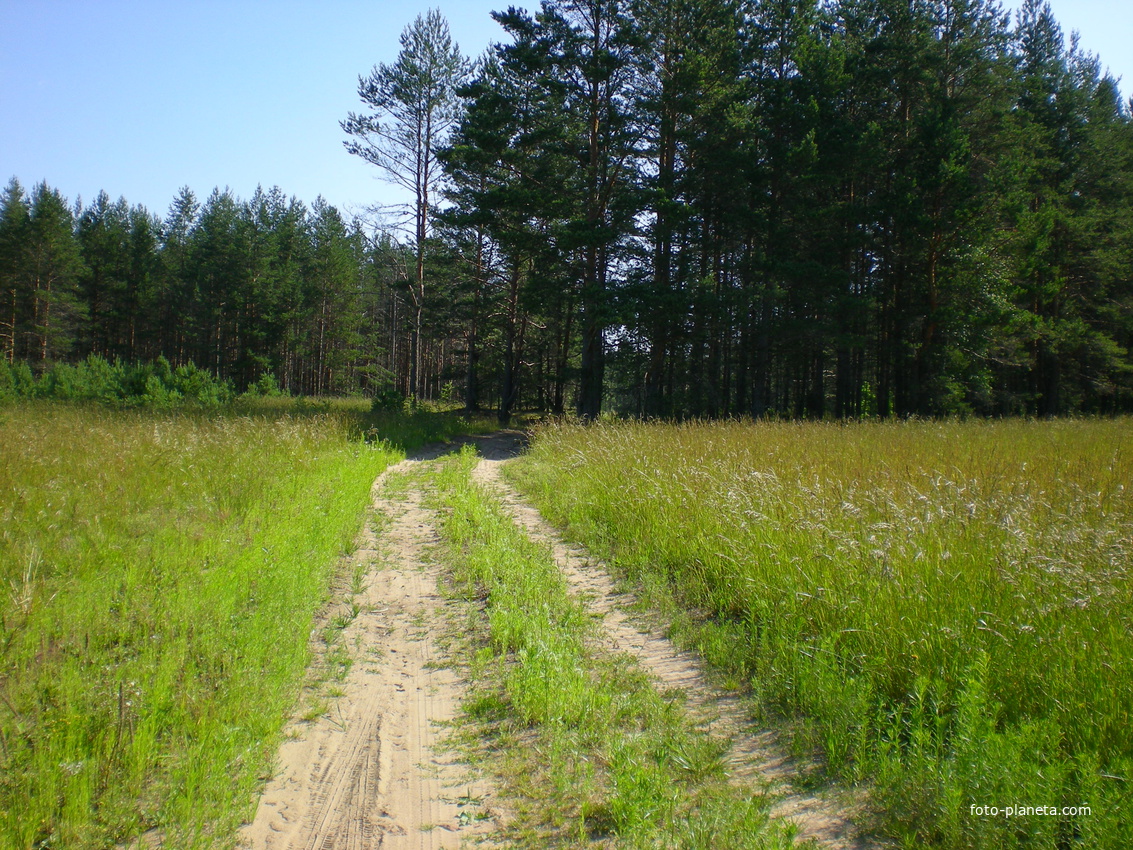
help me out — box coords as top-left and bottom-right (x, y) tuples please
(431, 446), (794, 848)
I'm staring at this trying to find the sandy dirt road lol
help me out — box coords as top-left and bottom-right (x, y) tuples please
(240, 447), (500, 850)
(242, 432), (874, 849)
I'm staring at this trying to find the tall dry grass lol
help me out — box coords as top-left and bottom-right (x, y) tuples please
(510, 418), (1133, 848)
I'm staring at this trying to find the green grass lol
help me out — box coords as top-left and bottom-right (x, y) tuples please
(430, 446), (794, 849)
(0, 400), (489, 849)
(509, 418), (1133, 849)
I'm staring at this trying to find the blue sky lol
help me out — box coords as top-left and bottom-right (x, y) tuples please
(2, 0), (1130, 225)
(0, 1), (507, 221)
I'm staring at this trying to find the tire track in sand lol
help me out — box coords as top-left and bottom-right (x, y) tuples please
(467, 431), (879, 850)
(241, 448), (501, 850)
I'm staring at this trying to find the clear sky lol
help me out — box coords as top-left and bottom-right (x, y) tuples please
(0, 1), (508, 222)
(2, 0), (1130, 225)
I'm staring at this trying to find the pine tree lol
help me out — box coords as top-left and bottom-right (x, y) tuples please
(192, 189), (246, 374)
(125, 204), (161, 361)
(77, 190), (133, 358)
(996, 0), (1133, 413)
(342, 10), (469, 399)
(0, 179), (30, 363)
(305, 198), (366, 394)
(160, 187), (200, 364)
(25, 183), (86, 364)
(494, 0), (644, 419)
(631, 0), (744, 416)
(441, 46), (575, 421)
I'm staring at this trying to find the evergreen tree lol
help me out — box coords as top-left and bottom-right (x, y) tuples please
(441, 47), (575, 421)
(24, 183), (86, 364)
(342, 9), (469, 399)
(493, 0), (644, 418)
(996, 0), (1133, 413)
(1, 0), (1129, 417)
(159, 187), (201, 364)
(124, 204), (161, 361)
(192, 188), (246, 374)
(0, 179), (30, 364)
(631, 0), (744, 416)
(77, 191), (133, 359)
(305, 198), (366, 394)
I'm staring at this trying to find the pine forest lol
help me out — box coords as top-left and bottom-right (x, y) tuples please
(2, 0), (1132, 420)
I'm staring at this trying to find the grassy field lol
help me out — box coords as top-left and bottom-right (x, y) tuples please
(0, 400), (484, 849)
(509, 419), (1133, 848)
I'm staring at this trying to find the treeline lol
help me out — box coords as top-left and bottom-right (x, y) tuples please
(4, 0), (1133, 418)
(436, 0), (1133, 418)
(0, 183), (424, 397)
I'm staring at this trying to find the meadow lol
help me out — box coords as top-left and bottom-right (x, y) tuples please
(509, 419), (1133, 848)
(431, 447), (791, 848)
(0, 400), (483, 849)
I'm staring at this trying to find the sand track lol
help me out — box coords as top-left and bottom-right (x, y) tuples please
(243, 432), (875, 849)
(240, 449), (499, 850)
